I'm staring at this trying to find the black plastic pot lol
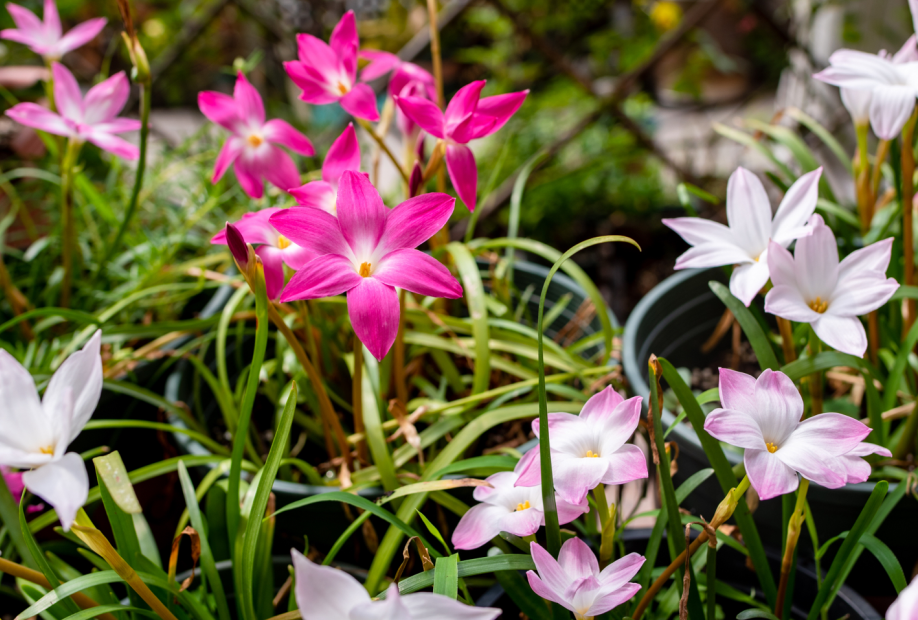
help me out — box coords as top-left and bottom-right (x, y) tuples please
(622, 268), (916, 606)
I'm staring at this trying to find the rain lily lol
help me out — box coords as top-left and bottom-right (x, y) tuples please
(284, 11), (380, 121)
(704, 368), (871, 500)
(452, 455), (589, 550)
(360, 51), (436, 137)
(270, 171), (463, 361)
(1, 0), (105, 60)
(838, 37), (918, 130)
(1, 466), (24, 498)
(6, 63), (140, 159)
(199, 72), (314, 199)
(515, 386), (647, 505)
(527, 538), (644, 620)
(0, 330), (102, 530)
(396, 80), (528, 211)
(888, 576), (918, 620)
(839, 442), (891, 484)
(289, 123), (360, 214)
(212, 209), (314, 300)
(764, 214), (898, 356)
(663, 166), (821, 306)
(291, 549), (501, 619)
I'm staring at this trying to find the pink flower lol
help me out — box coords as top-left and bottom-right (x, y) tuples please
(291, 549), (500, 619)
(284, 11), (380, 122)
(704, 369), (872, 500)
(515, 386), (648, 505)
(452, 456), (589, 550)
(211, 208), (315, 300)
(1, 0), (105, 60)
(6, 63), (140, 159)
(396, 80), (528, 211)
(888, 576), (918, 620)
(289, 123), (360, 214)
(1, 466), (24, 497)
(359, 51), (436, 137)
(269, 171), (463, 361)
(199, 72), (313, 199)
(527, 538), (644, 620)
(838, 442), (891, 484)
(764, 214), (898, 357)
(663, 166), (821, 306)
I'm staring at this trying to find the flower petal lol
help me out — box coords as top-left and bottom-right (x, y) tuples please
(329, 11), (358, 79)
(82, 71), (130, 125)
(269, 207), (351, 257)
(557, 495), (590, 525)
(672, 243), (752, 271)
(51, 62), (82, 122)
(6, 102), (71, 136)
(263, 118), (314, 156)
(745, 449), (799, 500)
(395, 95), (445, 138)
(764, 284), (821, 323)
(198, 91), (239, 131)
(771, 168), (821, 246)
(233, 155), (264, 199)
(255, 245), (285, 300)
(598, 444), (648, 486)
(527, 571), (568, 608)
(774, 442), (847, 489)
(212, 137), (244, 183)
(322, 123), (361, 184)
(530, 541), (572, 596)
(828, 273), (898, 317)
(213, 208), (280, 246)
(337, 170), (388, 257)
(729, 259), (770, 307)
(812, 313), (868, 356)
(662, 217), (736, 248)
(279, 254), (361, 302)
(401, 593), (501, 620)
(234, 72), (265, 127)
(586, 582), (642, 617)
(284, 59), (339, 105)
(349, 583), (408, 620)
(85, 131), (140, 160)
(789, 413), (871, 456)
(558, 537), (600, 582)
(359, 49), (402, 82)
(703, 409), (767, 450)
(814, 50), (902, 89)
(43, 330), (101, 443)
(869, 84), (918, 139)
(751, 369), (803, 444)
(373, 249), (463, 298)
(595, 396), (643, 453)
(445, 143), (477, 212)
(340, 83), (379, 121)
(43, 0), (60, 37)
(452, 503), (507, 550)
(0, 349), (50, 454)
(348, 277), (400, 361)
(766, 241), (797, 287)
(838, 237), (893, 280)
(255, 146), (301, 194)
(553, 454), (610, 504)
(514, 447), (542, 487)
(726, 167), (772, 258)
(22, 452), (87, 532)
(444, 80), (486, 132)
(499, 503), (544, 537)
(841, 88), (872, 124)
(579, 386), (625, 423)
(472, 90), (528, 137)
(290, 181), (337, 213)
(718, 368), (757, 413)
(378, 192), (456, 252)
(291, 549), (369, 619)
(5, 3), (43, 35)
(598, 552), (645, 590)
(55, 17), (106, 56)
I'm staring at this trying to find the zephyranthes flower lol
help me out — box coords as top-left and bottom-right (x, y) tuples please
(291, 549), (500, 619)
(527, 538), (644, 620)
(452, 455), (588, 550)
(270, 171), (462, 361)
(514, 386), (647, 505)
(888, 576), (918, 620)
(212, 209), (314, 300)
(764, 214), (898, 356)
(199, 72), (314, 199)
(359, 51), (436, 138)
(663, 166), (821, 306)
(0, 330), (102, 530)
(290, 123), (360, 214)
(704, 368), (871, 500)
(395, 80), (528, 211)
(839, 442), (891, 484)
(284, 11), (380, 121)
(6, 63), (140, 159)
(1, 0), (106, 61)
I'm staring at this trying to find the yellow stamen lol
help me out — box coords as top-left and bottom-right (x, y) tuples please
(515, 500), (531, 512)
(276, 235), (292, 250)
(585, 450), (600, 458)
(247, 134), (263, 148)
(808, 296), (828, 313)
(39, 446), (54, 455)
(358, 262), (372, 277)
(766, 442), (778, 454)
(337, 82), (349, 95)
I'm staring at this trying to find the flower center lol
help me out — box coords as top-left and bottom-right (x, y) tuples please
(39, 445), (54, 455)
(585, 450), (600, 458)
(515, 500), (531, 512)
(766, 442), (778, 454)
(358, 262), (372, 277)
(337, 81), (349, 95)
(247, 134), (263, 148)
(808, 296), (828, 313)
(276, 235), (292, 250)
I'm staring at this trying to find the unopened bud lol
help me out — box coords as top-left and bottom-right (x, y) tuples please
(415, 134), (426, 162)
(409, 162), (423, 197)
(121, 32), (151, 84)
(225, 222), (250, 272)
(710, 487), (739, 528)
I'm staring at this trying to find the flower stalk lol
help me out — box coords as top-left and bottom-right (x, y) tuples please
(59, 137), (81, 308)
(775, 478), (810, 618)
(903, 106), (918, 333)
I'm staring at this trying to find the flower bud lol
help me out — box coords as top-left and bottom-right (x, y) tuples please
(409, 161), (423, 198)
(225, 222), (250, 272)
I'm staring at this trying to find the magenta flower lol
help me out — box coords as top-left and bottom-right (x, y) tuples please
(396, 80), (528, 211)
(888, 576), (918, 620)
(284, 11), (379, 122)
(211, 208), (314, 300)
(765, 214), (898, 356)
(704, 369), (872, 500)
(838, 442), (891, 484)
(269, 171), (463, 361)
(1, 0), (105, 60)
(527, 538), (644, 620)
(452, 455), (588, 550)
(663, 166), (821, 306)
(360, 51), (436, 137)
(515, 386), (647, 505)
(289, 123), (360, 214)
(199, 72), (314, 199)
(6, 63), (140, 159)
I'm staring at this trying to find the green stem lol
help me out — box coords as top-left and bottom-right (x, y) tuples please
(775, 479), (809, 618)
(706, 533), (717, 620)
(59, 138), (81, 309)
(592, 484), (608, 533)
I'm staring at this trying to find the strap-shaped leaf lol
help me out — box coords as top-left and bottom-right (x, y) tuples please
(709, 282), (779, 371)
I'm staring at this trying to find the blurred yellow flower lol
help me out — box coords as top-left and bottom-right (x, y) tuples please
(650, 1), (682, 31)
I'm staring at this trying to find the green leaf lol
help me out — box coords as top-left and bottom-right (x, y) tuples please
(18, 497), (82, 616)
(495, 566), (553, 620)
(0, 472), (33, 568)
(359, 346), (399, 493)
(713, 123), (795, 181)
(815, 531), (906, 592)
(709, 282), (779, 371)
(398, 554), (536, 594)
(433, 554), (459, 599)
(429, 456), (517, 480)
(379, 479), (491, 505)
(83, 420), (230, 458)
(416, 510), (451, 556)
(785, 107), (853, 174)
(60, 606), (160, 620)
(674, 468), (714, 505)
(0, 308), (100, 335)
(446, 242), (491, 394)
(737, 610), (781, 620)
(816, 198), (859, 228)
(94, 452), (142, 515)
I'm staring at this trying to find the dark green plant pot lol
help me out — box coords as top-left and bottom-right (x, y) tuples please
(622, 268), (915, 607)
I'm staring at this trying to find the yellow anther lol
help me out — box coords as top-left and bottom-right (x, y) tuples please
(337, 82), (349, 95)
(585, 450), (600, 458)
(39, 446), (54, 455)
(808, 296), (828, 313)
(359, 262), (372, 277)
(247, 134), (263, 148)
(515, 501), (531, 512)
(766, 442), (778, 454)
(276, 235), (292, 250)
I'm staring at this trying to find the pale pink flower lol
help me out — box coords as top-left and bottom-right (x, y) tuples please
(838, 442), (891, 484)
(0, 331), (102, 531)
(663, 166), (821, 306)
(764, 214), (898, 357)
(527, 538), (644, 620)
(289, 123), (360, 214)
(888, 577), (918, 620)
(270, 171), (462, 361)
(452, 455), (589, 550)
(291, 549), (500, 619)
(1, 0), (105, 60)
(514, 386), (647, 505)
(211, 209), (315, 300)
(396, 80), (528, 211)
(704, 369), (872, 500)
(6, 62), (140, 159)
(284, 11), (379, 122)
(199, 72), (314, 199)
